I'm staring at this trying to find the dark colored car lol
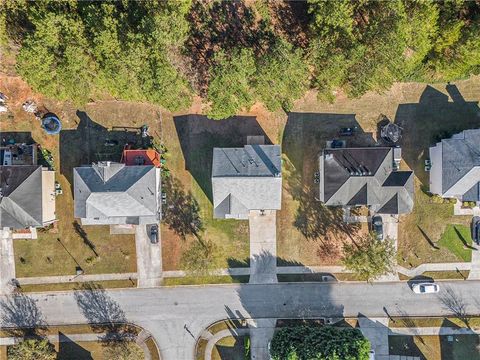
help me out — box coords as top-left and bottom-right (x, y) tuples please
(104, 139), (119, 146)
(372, 215), (383, 241)
(149, 224), (159, 244)
(339, 127), (355, 136)
(472, 216), (480, 245)
(331, 139), (344, 148)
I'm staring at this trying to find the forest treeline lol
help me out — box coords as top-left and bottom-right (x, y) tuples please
(1, 0), (479, 119)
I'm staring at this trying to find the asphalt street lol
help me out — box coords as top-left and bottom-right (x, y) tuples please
(2, 281), (479, 359)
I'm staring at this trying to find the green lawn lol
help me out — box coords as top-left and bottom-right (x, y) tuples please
(438, 224), (473, 262)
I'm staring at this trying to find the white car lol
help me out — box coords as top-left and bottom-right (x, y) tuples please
(412, 282), (439, 294)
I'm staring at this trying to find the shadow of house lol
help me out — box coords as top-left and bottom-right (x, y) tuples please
(174, 115), (271, 202)
(57, 332), (93, 360)
(394, 85), (480, 186)
(438, 318), (480, 360)
(60, 111), (148, 193)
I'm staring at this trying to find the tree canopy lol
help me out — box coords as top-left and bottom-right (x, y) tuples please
(343, 234), (396, 281)
(270, 325), (371, 360)
(2, 0), (480, 115)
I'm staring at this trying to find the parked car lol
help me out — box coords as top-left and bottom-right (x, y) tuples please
(372, 215), (383, 241)
(104, 139), (119, 146)
(412, 282), (439, 294)
(149, 224), (159, 244)
(369, 349), (375, 360)
(472, 216), (480, 245)
(339, 127), (355, 136)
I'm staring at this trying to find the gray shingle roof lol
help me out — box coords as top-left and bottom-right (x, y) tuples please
(74, 162), (160, 224)
(0, 166), (43, 228)
(320, 147), (414, 214)
(440, 129), (480, 198)
(212, 145), (282, 219)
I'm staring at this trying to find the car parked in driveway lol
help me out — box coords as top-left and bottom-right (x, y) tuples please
(472, 216), (480, 245)
(149, 224), (159, 244)
(372, 215), (383, 240)
(412, 282), (439, 294)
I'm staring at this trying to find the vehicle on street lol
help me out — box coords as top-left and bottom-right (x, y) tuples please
(472, 216), (480, 245)
(149, 224), (159, 244)
(369, 349), (375, 360)
(372, 215), (383, 240)
(412, 282), (439, 294)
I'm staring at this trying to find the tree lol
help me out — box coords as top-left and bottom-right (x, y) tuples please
(8, 339), (56, 360)
(207, 48), (256, 120)
(254, 39), (309, 112)
(10, 0), (192, 110)
(270, 325), (370, 360)
(343, 234), (396, 281)
(181, 239), (219, 275)
(103, 340), (144, 360)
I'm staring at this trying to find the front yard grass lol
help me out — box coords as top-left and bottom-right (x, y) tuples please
(437, 224), (473, 262)
(162, 275), (249, 286)
(397, 181), (472, 268)
(18, 279), (136, 293)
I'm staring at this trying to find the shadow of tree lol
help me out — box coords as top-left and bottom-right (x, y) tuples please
(438, 286), (471, 328)
(73, 220), (98, 257)
(73, 283), (135, 344)
(268, 1), (310, 48)
(416, 225), (440, 250)
(453, 226), (476, 250)
(185, 1), (275, 94)
(0, 293), (47, 336)
(162, 176), (203, 241)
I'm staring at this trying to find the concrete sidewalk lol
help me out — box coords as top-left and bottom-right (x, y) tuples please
(248, 318), (276, 360)
(467, 243), (480, 280)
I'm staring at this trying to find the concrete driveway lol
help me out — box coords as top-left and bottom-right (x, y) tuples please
(0, 228), (15, 294)
(248, 210), (277, 284)
(135, 224), (162, 288)
(381, 214), (399, 247)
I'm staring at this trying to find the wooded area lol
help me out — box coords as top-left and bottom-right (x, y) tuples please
(2, 0), (480, 119)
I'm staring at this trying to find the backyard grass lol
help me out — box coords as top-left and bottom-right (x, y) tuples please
(389, 334), (480, 360)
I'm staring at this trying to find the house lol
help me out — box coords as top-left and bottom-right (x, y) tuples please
(212, 144), (282, 219)
(0, 143), (56, 229)
(74, 161), (161, 225)
(429, 129), (480, 202)
(319, 147), (414, 214)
